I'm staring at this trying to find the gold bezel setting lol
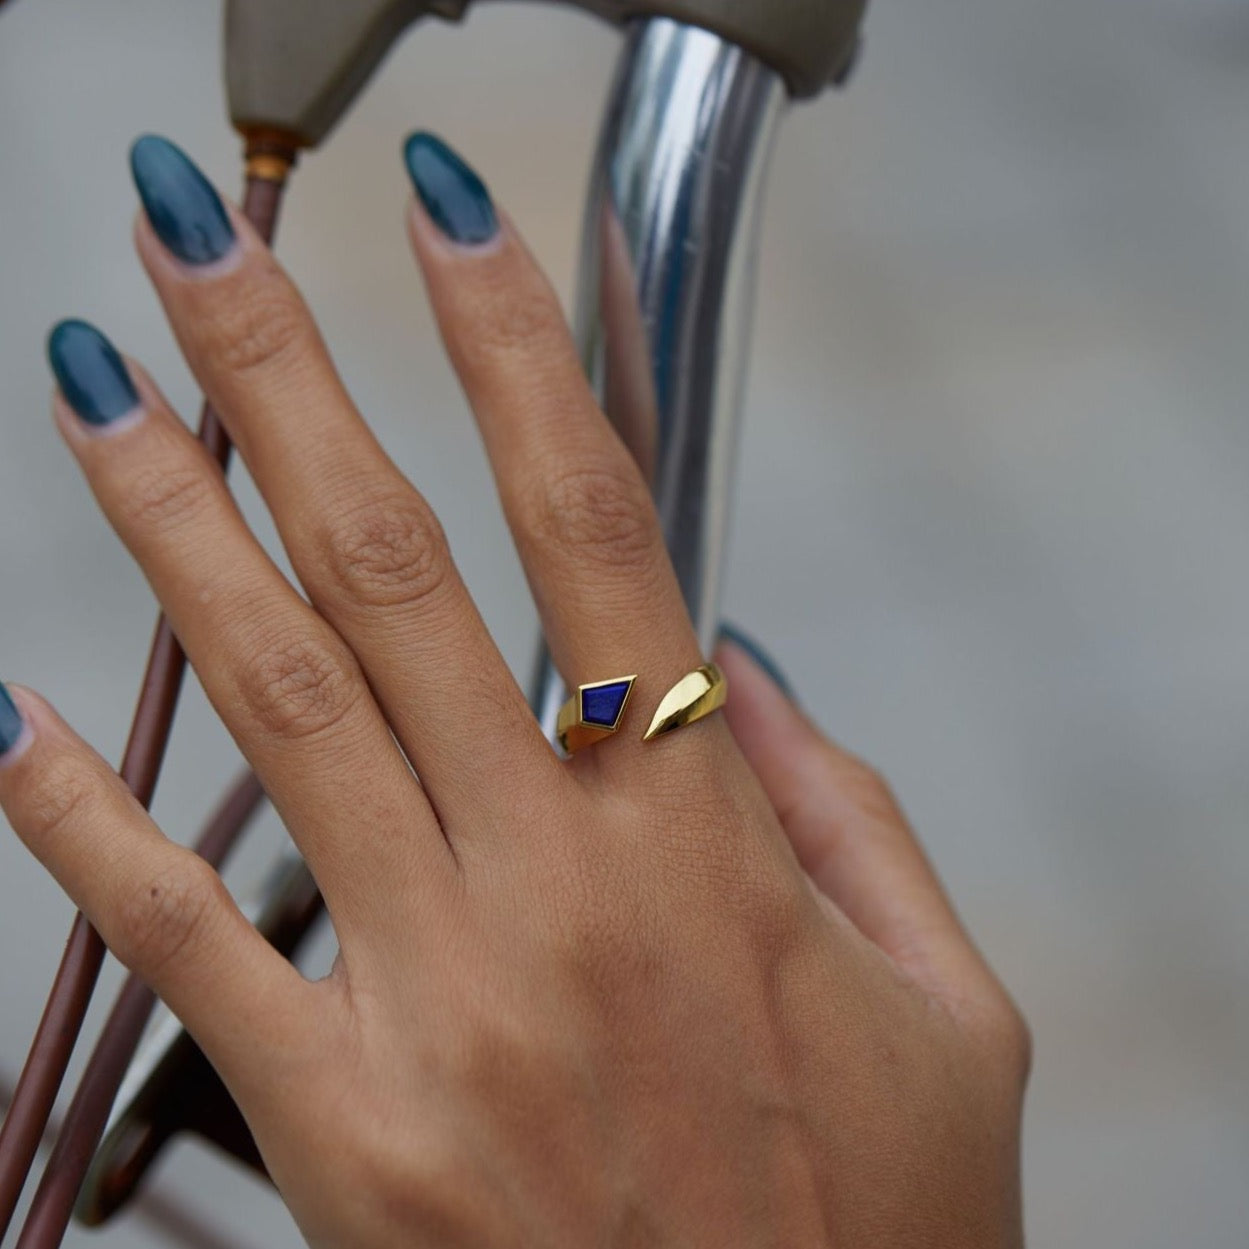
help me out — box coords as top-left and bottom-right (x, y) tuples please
(557, 675), (638, 754)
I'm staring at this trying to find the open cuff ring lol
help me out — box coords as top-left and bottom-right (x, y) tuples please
(556, 663), (728, 754)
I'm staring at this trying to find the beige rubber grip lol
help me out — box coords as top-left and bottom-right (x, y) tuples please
(225, 0), (866, 147)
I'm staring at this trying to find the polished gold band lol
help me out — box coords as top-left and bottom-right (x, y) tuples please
(642, 662), (728, 742)
(556, 663), (728, 754)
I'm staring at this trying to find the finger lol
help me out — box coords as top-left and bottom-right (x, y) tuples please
(47, 317), (447, 928)
(127, 135), (556, 824)
(0, 683), (313, 1092)
(715, 632), (1000, 1002)
(402, 133), (707, 758)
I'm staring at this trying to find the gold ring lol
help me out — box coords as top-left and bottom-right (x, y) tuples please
(642, 663), (728, 742)
(557, 675), (637, 754)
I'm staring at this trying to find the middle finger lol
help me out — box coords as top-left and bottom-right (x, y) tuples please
(127, 135), (560, 825)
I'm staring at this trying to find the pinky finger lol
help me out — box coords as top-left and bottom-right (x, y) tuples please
(0, 682), (313, 1093)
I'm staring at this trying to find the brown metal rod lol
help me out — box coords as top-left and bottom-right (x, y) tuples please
(0, 771), (266, 1246)
(0, 622), (186, 1239)
(0, 144), (297, 1248)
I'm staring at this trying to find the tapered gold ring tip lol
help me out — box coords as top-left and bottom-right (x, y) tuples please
(642, 663), (728, 741)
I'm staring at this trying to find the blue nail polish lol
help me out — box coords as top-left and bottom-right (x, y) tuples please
(719, 624), (795, 700)
(129, 135), (235, 265)
(47, 320), (140, 426)
(403, 132), (498, 246)
(0, 684), (24, 757)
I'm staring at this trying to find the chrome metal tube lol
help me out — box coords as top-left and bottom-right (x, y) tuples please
(531, 16), (786, 736)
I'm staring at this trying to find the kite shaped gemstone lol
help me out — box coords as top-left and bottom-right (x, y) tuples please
(580, 677), (636, 729)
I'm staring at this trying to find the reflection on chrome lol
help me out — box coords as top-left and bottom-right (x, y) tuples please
(533, 17), (786, 735)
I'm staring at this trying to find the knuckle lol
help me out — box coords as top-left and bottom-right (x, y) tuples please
(114, 856), (222, 978)
(964, 989), (1033, 1090)
(118, 460), (216, 534)
(200, 264), (307, 378)
(833, 752), (902, 823)
(238, 632), (362, 743)
(698, 833), (813, 952)
(524, 461), (658, 572)
(22, 756), (96, 849)
(318, 493), (452, 612)
(458, 272), (569, 362)
(349, 1133), (485, 1240)
(986, 997), (1033, 1085)
(734, 855), (812, 937)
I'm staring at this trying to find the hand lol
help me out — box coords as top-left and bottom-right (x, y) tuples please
(0, 133), (1028, 1247)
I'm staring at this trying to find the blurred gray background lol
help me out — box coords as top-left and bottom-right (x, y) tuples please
(2, 0), (1248, 1244)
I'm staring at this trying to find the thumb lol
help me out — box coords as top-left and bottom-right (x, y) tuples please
(716, 627), (997, 1003)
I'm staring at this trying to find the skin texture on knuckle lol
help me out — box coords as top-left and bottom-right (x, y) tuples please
(235, 630), (364, 744)
(116, 456), (218, 537)
(110, 855), (224, 982)
(523, 460), (659, 574)
(193, 258), (311, 381)
(16, 749), (98, 856)
(446, 260), (572, 370)
(315, 491), (453, 613)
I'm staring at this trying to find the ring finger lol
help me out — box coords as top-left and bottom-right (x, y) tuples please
(46, 319), (448, 930)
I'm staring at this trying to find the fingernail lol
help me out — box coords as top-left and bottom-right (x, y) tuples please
(0, 683), (25, 758)
(129, 135), (235, 265)
(47, 319), (141, 426)
(719, 624), (796, 701)
(403, 132), (498, 246)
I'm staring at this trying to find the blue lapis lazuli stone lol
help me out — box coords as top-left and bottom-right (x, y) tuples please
(581, 680), (633, 728)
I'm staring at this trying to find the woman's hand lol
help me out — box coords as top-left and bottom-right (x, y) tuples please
(0, 133), (1028, 1247)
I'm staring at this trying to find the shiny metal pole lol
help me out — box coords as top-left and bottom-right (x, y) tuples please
(532, 16), (786, 734)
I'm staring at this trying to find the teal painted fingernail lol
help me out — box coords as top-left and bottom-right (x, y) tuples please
(0, 683), (24, 758)
(403, 132), (498, 246)
(48, 320), (140, 427)
(130, 135), (236, 265)
(719, 624), (795, 700)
